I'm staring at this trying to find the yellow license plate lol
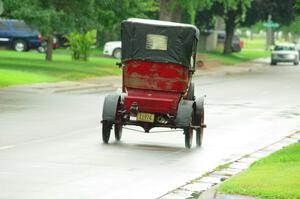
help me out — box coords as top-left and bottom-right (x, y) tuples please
(137, 112), (155, 123)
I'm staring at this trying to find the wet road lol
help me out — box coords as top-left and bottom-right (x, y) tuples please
(0, 62), (300, 199)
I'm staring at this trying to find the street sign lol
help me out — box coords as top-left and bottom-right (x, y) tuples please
(263, 21), (279, 28)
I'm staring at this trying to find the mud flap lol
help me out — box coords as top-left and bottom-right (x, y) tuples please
(175, 100), (194, 127)
(102, 94), (120, 122)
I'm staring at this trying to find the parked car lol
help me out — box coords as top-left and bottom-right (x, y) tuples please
(296, 39), (300, 53)
(217, 32), (244, 52)
(37, 35), (60, 53)
(0, 19), (42, 51)
(103, 41), (122, 59)
(271, 43), (299, 65)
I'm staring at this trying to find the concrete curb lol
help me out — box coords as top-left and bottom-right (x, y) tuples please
(157, 131), (300, 199)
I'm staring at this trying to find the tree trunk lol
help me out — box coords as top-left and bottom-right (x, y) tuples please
(223, 11), (236, 55)
(45, 34), (53, 61)
(160, 0), (182, 22)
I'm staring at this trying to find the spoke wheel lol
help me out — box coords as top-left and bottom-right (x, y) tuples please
(102, 121), (112, 144)
(196, 111), (204, 147)
(184, 126), (193, 149)
(114, 123), (123, 141)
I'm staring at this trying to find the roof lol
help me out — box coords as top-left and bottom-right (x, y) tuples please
(275, 43), (296, 47)
(126, 18), (199, 39)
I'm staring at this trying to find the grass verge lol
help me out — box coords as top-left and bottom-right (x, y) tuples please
(219, 142), (300, 199)
(0, 50), (120, 88)
(200, 49), (270, 65)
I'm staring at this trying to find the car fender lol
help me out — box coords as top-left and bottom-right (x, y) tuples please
(175, 100), (194, 127)
(102, 94), (120, 122)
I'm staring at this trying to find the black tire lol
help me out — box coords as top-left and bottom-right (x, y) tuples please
(187, 82), (195, 100)
(184, 126), (193, 149)
(271, 60), (277, 65)
(196, 110), (204, 147)
(114, 123), (123, 141)
(294, 61), (299, 66)
(113, 48), (122, 59)
(13, 40), (28, 52)
(102, 121), (112, 144)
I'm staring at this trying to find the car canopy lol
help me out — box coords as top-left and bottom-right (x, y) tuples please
(121, 18), (199, 68)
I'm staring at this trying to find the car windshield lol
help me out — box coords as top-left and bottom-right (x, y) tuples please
(274, 45), (295, 51)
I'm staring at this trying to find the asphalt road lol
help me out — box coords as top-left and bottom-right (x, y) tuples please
(0, 61), (300, 199)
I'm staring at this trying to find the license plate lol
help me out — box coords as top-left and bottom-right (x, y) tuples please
(137, 112), (155, 123)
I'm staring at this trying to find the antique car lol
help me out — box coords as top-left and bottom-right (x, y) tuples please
(101, 18), (206, 148)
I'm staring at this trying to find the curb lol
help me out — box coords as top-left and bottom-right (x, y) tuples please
(157, 131), (300, 199)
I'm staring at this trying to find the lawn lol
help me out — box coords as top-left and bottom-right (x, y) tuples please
(202, 49), (270, 65)
(0, 38), (270, 88)
(219, 142), (300, 199)
(0, 50), (120, 87)
(243, 38), (266, 49)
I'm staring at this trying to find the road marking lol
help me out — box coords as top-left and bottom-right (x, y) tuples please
(0, 145), (15, 151)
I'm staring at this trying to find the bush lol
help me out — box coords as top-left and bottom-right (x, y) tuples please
(66, 31), (96, 61)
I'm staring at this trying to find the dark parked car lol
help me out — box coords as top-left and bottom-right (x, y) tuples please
(217, 32), (244, 52)
(0, 19), (42, 51)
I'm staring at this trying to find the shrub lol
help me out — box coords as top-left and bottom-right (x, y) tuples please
(66, 31), (96, 61)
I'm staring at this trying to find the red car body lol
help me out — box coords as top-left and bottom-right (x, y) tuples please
(101, 18), (206, 148)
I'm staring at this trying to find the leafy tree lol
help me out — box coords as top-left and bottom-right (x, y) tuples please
(243, 0), (297, 27)
(95, 0), (158, 46)
(2, 0), (96, 61)
(211, 0), (252, 54)
(159, 0), (212, 24)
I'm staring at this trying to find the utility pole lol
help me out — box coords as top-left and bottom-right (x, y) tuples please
(264, 15), (279, 50)
(266, 15), (272, 50)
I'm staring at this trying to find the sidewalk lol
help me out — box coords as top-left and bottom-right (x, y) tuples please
(158, 132), (300, 199)
(3, 58), (269, 94)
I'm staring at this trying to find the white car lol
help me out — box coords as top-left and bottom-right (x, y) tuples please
(103, 41), (122, 59)
(296, 39), (300, 52)
(271, 43), (299, 65)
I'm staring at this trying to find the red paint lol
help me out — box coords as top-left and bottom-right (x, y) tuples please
(124, 60), (189, 92)
(124, 88), (180, 115)
(123, 60), (190, 115)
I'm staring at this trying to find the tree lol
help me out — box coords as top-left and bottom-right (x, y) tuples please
(95, 0), (158, 46)
(211, 0), (252, 55)
(159, 0), (212, 24)
(2, 0), (96, 61)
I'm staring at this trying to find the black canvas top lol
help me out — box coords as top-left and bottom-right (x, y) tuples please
(121, 18), (199, 68)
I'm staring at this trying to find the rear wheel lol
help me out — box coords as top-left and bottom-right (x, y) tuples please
(114, 124), (123, 141)
(13, 40), (28, 52)
(102, 121), (112, 144)
(271, 60), (277, 65)
(294, 60), (299, 65)
(184, 126), (193, 149)
(196, 110), (204, 147)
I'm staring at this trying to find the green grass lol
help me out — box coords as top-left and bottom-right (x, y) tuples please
(0, 38), (270, 88)
(201, 49), (270, 65)
(219, 142), (300, 199)
(0, 50), (120, 87)
(243, 38), (266, 49)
